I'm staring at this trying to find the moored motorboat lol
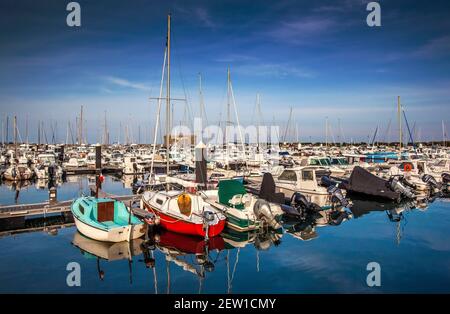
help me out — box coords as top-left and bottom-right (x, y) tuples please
(202, 179), (284, 232)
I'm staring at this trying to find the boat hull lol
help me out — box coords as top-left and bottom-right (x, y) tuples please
(143, 202), (225, 238)
(73, 215), (146, 243)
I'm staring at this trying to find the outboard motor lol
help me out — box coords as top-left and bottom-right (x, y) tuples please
(253, 200), (282, 230)
(442, 173), (450, 184)
(48, 165), (55, 179)
(290, 192), (321, 213)
(389, 176), (415, 199)
(321, 176), (336, 188)
(328, 210), (352, 226)
(327, 185), (349, 208)
(422, 174), (441, 192)
(202, 210), (216, 241)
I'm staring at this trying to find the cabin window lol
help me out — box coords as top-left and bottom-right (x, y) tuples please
(309, 159), (320, 166)
(156, 198), (163, 205)
(302, 170), (314, 181)
(278, 170), (297, 181)
(79, 204), (85, 215)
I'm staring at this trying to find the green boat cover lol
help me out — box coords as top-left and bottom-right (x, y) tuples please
(218, 179), (247, 209)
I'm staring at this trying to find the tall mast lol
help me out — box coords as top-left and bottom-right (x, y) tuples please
(398, 96), (402, 151)
(443, 120), (446, 147)
(256, 93), (260, 148)
(38, 120), (41, 145)
(166, 13), (171, 176)
(199, 73), (203, 123)
(225, 67), (231, 149)
(25, 114), (29, 145)
(6, 116), (9, 144)
(13, 116), (17, 157)
(325, 116), (329, 148)
(79, 105), (84, 145)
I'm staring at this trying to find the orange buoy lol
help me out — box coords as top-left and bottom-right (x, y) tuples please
(404, 163), (412, 172)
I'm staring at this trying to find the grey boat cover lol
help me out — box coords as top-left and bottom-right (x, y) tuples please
(342, 166), (400, 201)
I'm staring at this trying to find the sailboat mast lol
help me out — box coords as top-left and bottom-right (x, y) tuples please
(13, 116), (17, 157)
(256, 93), (260, 148)
(166, 13), (171, 176)
(226, 67), (230, 149)
(80, 105), (84, 145)
(443, 120), (446, 147)
(398, 96), (402, 151)
(25, 114), (28, 145)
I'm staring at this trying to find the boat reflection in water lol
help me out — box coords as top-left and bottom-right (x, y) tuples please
(151, 229), (225, 294)
(284, 205), (352, 241)
(221, 226), (283, 293)
(349, 195), (433, 244)
(71, 232), (144, 282)
(283, 192), (433, 244)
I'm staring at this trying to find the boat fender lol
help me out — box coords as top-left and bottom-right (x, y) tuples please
(11, 167), (16, 178)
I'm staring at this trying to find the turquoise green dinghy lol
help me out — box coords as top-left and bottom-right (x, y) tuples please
(71, 197), (146, 242)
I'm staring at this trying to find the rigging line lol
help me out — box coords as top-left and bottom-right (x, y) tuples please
(150, 47), (167, 177)
(171, 31), (195, 130)
(229, 80), (246, 155)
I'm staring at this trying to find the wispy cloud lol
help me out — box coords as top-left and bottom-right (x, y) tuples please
(174, 5), (217, 29)
(214, 53), (258, 63)
(313, 0), (367, 13)
(385, 35), (450, 62)
(413, 35), (450, 58)
(233, 63), (316, 79)
(104, 76), (151, 92)
(266, 16), (337, 44)
(194, 7), (216, 28)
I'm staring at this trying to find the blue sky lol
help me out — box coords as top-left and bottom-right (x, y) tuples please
(0, 0), (449, 143)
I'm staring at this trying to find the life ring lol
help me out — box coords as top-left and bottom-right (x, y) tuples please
(404, 163), (412, 172)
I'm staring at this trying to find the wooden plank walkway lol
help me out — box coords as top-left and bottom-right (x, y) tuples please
(0, 188), (140, 219)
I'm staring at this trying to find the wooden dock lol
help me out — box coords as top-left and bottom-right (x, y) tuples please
(0, 189), (140, 220)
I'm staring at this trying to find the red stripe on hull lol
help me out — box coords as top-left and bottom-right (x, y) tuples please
(144, 203), (225, 238)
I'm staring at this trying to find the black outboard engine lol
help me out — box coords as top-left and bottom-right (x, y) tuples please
(328, 210), (352, 226)
(389, 176), (415, 199)
(327, 185), (349, 208)
(48, 165), (55, 179)
(422, 174), (441, 192)
(290, 192), (321, 214)
(321, 176), (336, 188)
(442, 173), (450, 184)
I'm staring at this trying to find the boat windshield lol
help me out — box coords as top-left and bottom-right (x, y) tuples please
(319, 158), (331, 166)
(278, 170), (297, 181)
(331, 158), (349, 165)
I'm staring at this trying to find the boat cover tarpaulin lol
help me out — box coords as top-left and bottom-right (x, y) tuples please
(343, 166), (400, 200)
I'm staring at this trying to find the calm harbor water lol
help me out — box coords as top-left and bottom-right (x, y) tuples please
(0, 175), (450, 293)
